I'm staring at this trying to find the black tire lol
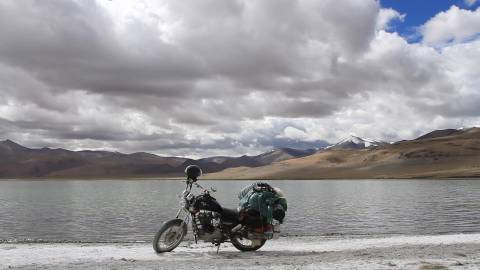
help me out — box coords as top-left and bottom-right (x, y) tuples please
(230, 235), (266, 252)
(153, 219), (187, 253)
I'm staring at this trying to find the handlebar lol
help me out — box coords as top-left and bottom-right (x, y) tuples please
(185, 179), (216, 194)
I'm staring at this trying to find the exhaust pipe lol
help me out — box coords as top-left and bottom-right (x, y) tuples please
(231, 224), (242, 232)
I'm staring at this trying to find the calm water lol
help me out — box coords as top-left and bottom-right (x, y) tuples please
(0, 179), (479, 242)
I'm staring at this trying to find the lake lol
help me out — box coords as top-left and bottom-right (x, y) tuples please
(0, 179), (479, 242)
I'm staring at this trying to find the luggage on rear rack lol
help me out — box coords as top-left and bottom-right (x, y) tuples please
(238, 182), (287, 226)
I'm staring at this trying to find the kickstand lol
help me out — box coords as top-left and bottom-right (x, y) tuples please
(215, 243), (221, 253)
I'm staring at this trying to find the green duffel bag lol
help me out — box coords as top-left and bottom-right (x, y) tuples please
(238, 182), (287, 224)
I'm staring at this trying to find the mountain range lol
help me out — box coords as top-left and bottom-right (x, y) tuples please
(325, 135), (387, 150)
(0, 140), (316, 178)
(1, 127), (478, 179)
(207, 127), (480, 179)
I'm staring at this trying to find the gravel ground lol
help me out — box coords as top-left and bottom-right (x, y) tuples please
(1, 234), (480, 269)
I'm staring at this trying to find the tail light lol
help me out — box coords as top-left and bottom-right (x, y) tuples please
(252, 224), (273, 233)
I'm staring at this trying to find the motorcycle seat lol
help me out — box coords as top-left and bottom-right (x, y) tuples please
(221, 207), (239, 222)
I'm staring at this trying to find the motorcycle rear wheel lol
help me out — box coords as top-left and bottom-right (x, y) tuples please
(230, 235), (266, 252)
(153, 219), (187, 253)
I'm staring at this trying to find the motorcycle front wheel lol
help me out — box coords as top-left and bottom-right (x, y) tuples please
(230, 235), (266, 252)
(153, 219), (187, 253)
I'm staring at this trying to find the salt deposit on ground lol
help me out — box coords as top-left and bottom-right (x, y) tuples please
(1, 234), (480, 269)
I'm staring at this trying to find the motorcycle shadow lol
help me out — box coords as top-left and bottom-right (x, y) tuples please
(205, 250), (329, 259)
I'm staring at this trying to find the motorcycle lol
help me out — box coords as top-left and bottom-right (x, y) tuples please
(153, 165), (282, 253)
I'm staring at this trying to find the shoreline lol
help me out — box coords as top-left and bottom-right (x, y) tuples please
(1, 176), (480, 181)
(2, 234), (480, 269)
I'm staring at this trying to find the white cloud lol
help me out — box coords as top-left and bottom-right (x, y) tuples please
(421, 6), (480, 47)
(376, 8), (405, 30)
(465, 0), (477, 7)
(277, 126), (309, 141)
(0, 1), (479, 157)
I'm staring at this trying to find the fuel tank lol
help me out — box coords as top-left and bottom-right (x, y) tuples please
(193, 193), (222, 212)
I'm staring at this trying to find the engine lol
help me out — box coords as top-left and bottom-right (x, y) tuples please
(194, 211), (223, 243)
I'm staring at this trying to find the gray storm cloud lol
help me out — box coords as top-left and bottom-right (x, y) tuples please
(0, 0), (479, 157)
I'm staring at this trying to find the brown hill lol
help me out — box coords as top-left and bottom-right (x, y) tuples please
(253, 148), (316, 165)
(205, 128), (480, 179)
(0, 140), (189, 178)
(2, 127), (478, 179)
(415, 128), (466, 140)
(0, 141), (316, 179)
(178, 148), (317, 173)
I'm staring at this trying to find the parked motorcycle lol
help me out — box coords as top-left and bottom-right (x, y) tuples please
(153, 165), (283, 253)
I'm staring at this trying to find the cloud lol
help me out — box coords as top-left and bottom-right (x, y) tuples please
(465, 0), (477, 7)
(0, 1), (479, 157)
(277, 126), (309, 141)
(376, 8), (406, 31)
(421, 6), (480, 47)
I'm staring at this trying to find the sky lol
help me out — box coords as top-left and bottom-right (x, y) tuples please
(0, 0), (479, 158)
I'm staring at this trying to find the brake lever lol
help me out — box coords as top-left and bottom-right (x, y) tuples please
(194, 182), (206, 192)
(194, 182), (217, 194)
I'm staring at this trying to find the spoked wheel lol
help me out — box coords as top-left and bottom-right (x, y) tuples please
(230, 235), (266, 252)
(153, 219), (187, 253)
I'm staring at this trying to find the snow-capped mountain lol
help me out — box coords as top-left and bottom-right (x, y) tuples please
(326, 135), (385, 150)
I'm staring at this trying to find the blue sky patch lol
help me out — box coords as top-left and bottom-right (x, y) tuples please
(380, 0), (480, 42)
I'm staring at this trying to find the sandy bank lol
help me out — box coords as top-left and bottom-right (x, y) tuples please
(1, 234), (480, 269)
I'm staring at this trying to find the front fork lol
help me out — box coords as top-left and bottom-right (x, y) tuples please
(176, 207), (198, 243)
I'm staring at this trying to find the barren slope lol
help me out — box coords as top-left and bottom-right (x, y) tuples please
(205, 128), (480, 179)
